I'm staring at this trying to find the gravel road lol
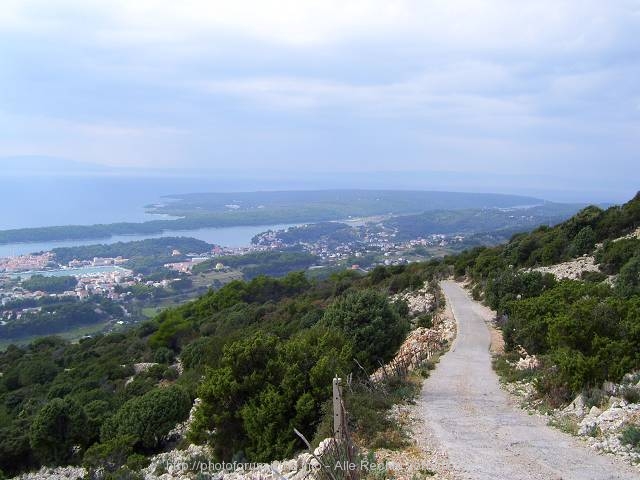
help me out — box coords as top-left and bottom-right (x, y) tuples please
(415, 281), (639, 480)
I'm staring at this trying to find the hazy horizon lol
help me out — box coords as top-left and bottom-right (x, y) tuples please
(1, 1), (638, 204)
(0, 155), (635, 205)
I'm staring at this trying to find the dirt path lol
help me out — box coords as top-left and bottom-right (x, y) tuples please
(413, 280), (638, 480)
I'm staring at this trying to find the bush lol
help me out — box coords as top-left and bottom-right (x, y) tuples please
(83, 435), (136, 472)
(153, 347), (175, 364)
(193, 328), (353, 462)
(569, 226), (596, 256)
(101, 386), (191, 449)
(415, 313), (433, 329)
(580, 271), (607, 283)
(29, 398), (89, 464)
(621, 386), (640, 404)
(322, 289), (409, 372)
(484, 270), (556, 314)
(620, 425), (640, 450)
(616, 255), (640, 297)
(345, 375), (420, 450)
(595, 239), (640, 275)
(126, 453), (150, 470)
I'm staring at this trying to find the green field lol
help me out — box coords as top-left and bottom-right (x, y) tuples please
(191, 269), (243, 288)
(138, 270), (244, 319)
(0, 321), (111, 350)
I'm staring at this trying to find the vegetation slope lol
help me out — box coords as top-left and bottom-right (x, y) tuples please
(1, 191), (639, 478)
(0, 262), (446, 477)
(452, 191), (640, 405)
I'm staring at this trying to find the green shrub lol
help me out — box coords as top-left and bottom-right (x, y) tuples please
(492, 353), (539, 384)
(153, 347), (175, 364)
(616, 255), (640, 297)
(83, 435), (136, 472)
(415, 313), (433, 329)
(621, 386), (640, 404)
(595, 239), (640, 275)
(620, 425), (640, 449)
(322, 289), (409, 372)
(193, 328), (353, 462)
(569, 226), (596, 256)
(126, 453), (150, 470)
(29, 398), (89, 464)
(101, 386), (191, 449)
(345, 375), (419, 450)
(580, 271), (607, 283)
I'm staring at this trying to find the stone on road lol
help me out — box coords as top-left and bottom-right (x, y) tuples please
(416, 281), (638, 480)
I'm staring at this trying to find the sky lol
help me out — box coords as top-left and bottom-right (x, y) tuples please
(0, 1), (638, 202)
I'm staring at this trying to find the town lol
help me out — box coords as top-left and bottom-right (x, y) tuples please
(0, 222), (477, 345)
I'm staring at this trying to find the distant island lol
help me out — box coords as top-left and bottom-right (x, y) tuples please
(0, 189), (549, 245)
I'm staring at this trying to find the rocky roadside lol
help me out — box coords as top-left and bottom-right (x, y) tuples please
(372, 293), (458, 480)
(480, 275), (640, 471)
(528, 255), (601, 280)
(373, 403), (458, 480)
(500, 360), (640, 469)
(392, 284), (436, 317)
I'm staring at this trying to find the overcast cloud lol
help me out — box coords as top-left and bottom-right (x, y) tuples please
(0, 1), (638, 200)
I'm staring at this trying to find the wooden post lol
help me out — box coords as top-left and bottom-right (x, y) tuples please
(333, 376), (344, 440)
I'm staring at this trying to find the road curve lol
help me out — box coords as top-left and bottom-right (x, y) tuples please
(416, 281), (638, 480)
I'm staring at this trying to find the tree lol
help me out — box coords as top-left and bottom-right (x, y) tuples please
(322, 289), (408, 372)
(100, 386), (191, 450)
(569, 226), (596, 257)
(0, 419), (34, 475)
(22, 275), (77, 294)
(83, 434), (136, 474)
(193, 328), (352, 461)
(29, 398), (89, 464)
(616, 255), (640, 297)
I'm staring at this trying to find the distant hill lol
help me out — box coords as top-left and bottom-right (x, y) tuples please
(0, 156), (109, 175)
(0, 189), (551, 245)
(150, 189), (546, 216)
(453, 190), (640, 407)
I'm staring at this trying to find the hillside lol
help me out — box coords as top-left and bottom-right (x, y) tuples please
(451, 191), (640, 404)
(0, 261), (447, 477)
(1, 192), (639, 479)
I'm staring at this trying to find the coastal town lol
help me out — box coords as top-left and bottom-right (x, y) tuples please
(253, 221), (468, 266)
(0, 216), (491, 350)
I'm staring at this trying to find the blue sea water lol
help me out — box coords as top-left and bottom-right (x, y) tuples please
(0, 175), (298, 256)
(0, 175), (234, 229)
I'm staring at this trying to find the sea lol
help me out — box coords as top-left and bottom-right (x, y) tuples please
(0, 175), (299, 257)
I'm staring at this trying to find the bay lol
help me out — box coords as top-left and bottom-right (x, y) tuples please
(0, 175), (234, 229)
(0, 174), (302, 257)
(0, 223), (300, 258)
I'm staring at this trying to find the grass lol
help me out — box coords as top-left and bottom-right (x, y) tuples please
(548, 416), (579, 436)
(621, 425), (640, 450)
(141, 307), (161, 318)
(621, 386), (640, 404)
(345, 374), (422, 451)
(492, 353), (539, 384)
(0, 321), (110, 350)
(413, 468), (437, 479)
(191, 269), (242, 288)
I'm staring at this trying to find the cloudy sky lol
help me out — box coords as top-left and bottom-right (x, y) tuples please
(0, 1), (638, 200)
